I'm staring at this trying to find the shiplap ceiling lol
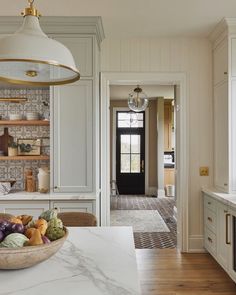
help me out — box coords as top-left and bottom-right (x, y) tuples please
(0, 0), (235, 38)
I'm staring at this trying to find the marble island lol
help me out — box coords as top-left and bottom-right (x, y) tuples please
(0, 227), (141, 295)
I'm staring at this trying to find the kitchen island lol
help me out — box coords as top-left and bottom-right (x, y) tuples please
(0, 227), (141, 295)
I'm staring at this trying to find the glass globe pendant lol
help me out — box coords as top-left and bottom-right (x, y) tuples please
(0, 0), (80, 86)
(128, 85), (148, 112)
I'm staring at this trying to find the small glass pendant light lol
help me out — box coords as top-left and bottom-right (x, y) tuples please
(128, 85), (148, 112)
(0, 0), (80, 86)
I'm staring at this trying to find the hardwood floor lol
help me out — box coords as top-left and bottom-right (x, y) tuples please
(136, 249), (236, 295)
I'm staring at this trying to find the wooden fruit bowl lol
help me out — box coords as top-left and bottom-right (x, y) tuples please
(0, 227), (68, 270)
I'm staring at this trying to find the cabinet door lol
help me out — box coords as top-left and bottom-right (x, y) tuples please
(213, 40), (228, 85)
(54, 37), (93, 77)
(0, 201), (49, 219)
(216, 202), (230, 271)
(214, 82), (229, 191)
(53, 80), (93, 193)
(51, 201), (94, 214)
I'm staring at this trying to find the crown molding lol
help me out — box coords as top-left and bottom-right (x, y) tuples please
(0, 16), (105, 47)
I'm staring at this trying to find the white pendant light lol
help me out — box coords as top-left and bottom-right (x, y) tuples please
(128, 85), (148, 112)
(0, 0), (80, 86)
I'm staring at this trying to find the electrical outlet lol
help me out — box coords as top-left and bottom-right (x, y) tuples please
(200, 167), (209, 176)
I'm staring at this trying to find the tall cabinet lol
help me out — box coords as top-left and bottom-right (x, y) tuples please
(210, 19), (236, 193)
(47, 18), (104, 196)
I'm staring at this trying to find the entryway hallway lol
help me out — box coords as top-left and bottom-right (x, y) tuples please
(111, 195), (176, 249)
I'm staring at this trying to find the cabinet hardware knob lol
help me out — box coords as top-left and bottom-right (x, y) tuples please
(208, 237), (212, 243)
(207, 217), (212, 222)
(54, 186), (58, 189)
(224, 71), (228, 75)
(208, 202), (211, 205)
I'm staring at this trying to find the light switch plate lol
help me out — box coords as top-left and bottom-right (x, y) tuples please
(200, 167), (209, 176)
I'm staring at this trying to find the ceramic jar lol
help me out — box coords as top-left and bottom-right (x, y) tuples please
(38, 167), (50, 193)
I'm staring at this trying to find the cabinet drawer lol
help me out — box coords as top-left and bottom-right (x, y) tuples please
(204, 207), (217, 233)
(204, 195), (217, 213)
(204, 227), (217, 257)
(50, 201), (94, 214)
(0, 201), (49, 219)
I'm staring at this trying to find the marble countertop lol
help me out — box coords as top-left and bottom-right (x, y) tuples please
(0, 191), (96, 201)
(202, 187), (236, 209)
(0, 227), (141, 295)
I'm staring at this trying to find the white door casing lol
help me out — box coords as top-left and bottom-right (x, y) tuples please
(100, 72), (189, 252)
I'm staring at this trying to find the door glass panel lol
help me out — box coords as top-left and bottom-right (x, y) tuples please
(118, 120), (130, 128)
(117, 112), (144, 128)
(118, 112), (130, 121)
(121, 135), (130, 153)
(131, 135), (140, 153)
(131, 154), (140, 173)
(121, 154), (130, 173)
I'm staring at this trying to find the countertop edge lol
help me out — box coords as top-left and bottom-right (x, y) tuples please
(202, 187), (236, 209)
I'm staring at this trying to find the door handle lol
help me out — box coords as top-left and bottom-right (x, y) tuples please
(226, 213), (231, 245)
(141, 160), (144, 173)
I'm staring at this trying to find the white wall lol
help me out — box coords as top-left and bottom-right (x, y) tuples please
(101, 37), (213, 251)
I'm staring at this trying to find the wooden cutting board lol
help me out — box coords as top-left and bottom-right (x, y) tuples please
(0, 128), (13, 156)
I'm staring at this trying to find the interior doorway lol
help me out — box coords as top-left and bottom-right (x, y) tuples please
(100, 72), (189, 252)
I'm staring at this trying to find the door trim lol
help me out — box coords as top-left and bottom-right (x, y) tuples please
(112, 107), (149, 195)
(100, 72), (189, 252)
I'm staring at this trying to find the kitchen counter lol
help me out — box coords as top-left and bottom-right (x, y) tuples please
(0, 191), (96, 201)
(202, 187), (236, 209)
(0, 227), (141, 295)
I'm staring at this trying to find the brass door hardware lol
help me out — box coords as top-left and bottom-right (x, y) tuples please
(226, 213), (231, 245)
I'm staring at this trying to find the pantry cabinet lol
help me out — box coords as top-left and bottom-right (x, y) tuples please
(210, 20), (236, 193)
(53, 80), (93, 193)
(48, 18), (104, 194)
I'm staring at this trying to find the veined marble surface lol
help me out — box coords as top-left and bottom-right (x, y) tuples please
(0, 191), (96, 200)
(202, 187), (236, 209)
(0, 227), (141, 295)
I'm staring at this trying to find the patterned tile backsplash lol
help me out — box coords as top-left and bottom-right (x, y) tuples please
(0, 88), (50, 191)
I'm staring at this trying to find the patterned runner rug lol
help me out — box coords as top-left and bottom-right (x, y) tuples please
(111, 210), (170, 232)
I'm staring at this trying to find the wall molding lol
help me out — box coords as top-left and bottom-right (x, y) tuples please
(188, 235), (205, 252)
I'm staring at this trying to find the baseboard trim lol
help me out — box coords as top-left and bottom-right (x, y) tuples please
(188, 235), (204, 252)
(148, 186), (157, 196)
(157, 189), (165, 197)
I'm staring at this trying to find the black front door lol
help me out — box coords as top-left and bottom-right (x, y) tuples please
(116, 111), (145, 194)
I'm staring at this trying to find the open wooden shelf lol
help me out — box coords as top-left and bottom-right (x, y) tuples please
(0, 120), (49, 126)
(0, 155), (50, 161)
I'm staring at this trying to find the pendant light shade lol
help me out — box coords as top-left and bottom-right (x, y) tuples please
(0, 0), (80, 86)
(128, 85), (148, 112)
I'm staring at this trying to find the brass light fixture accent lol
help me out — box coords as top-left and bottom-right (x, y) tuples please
(0, 0), (80, 86)
(26, 70), (38, 77)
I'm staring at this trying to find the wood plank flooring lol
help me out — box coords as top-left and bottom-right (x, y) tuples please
(136, 249), (236, 295)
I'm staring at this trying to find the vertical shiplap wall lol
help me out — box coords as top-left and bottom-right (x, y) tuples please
(101, 37), (213, 251)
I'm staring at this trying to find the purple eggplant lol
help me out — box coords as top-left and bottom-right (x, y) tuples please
(42, 235), (51, 244)
(0, 230), (4, 242)
(0, 220), (9, 231)
(11, 223), (25, 234)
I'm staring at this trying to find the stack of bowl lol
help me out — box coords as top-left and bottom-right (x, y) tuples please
(9, 114), (22, 121)
(26, 112), (39, 121)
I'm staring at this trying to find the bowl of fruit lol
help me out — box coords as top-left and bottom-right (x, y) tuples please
(0, 209), (68, 270)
